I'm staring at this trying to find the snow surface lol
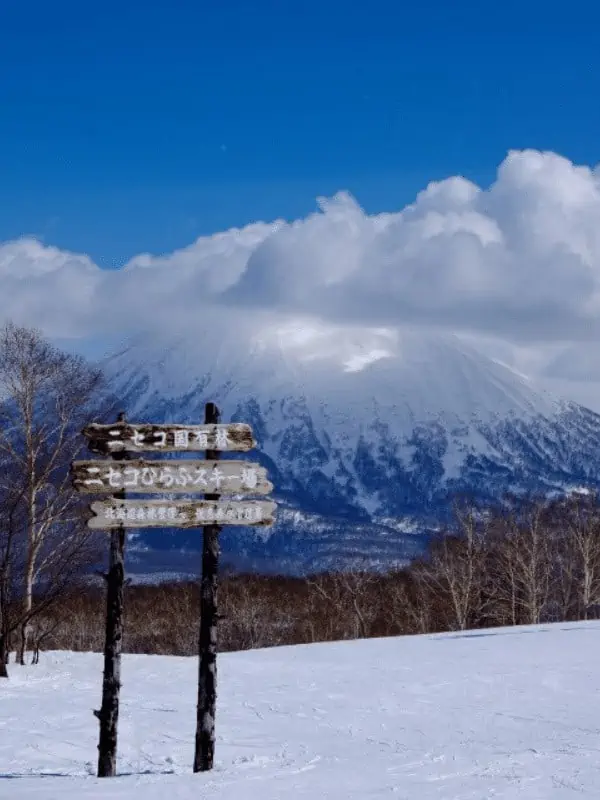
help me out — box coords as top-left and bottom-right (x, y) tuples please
(4, 622), (600, 798)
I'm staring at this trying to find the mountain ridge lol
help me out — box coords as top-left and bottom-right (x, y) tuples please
(102, 322), (600, 574)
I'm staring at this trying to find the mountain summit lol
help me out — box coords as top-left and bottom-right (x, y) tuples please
(103, 319), (600, 575)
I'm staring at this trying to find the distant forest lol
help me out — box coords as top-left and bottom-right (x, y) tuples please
(24, 491), (600, 659)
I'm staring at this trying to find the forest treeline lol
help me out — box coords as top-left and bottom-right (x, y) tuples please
(27, 491), (600, 658)
(3, 322), (600, 672)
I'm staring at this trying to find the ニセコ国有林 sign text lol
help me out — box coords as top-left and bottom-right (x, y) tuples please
(82, 422), (255, 453)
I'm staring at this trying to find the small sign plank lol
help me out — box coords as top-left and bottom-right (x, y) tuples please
(71, 459), (272, 496)
(82, 422), (255, 454)
(87, 499), (277, 529)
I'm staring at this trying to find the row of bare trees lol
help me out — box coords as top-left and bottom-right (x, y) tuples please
(20, 572), (404, 656)
(26, 491), (600, 658)
(408, 494), (600, 633)
(0, 322), (113, 677)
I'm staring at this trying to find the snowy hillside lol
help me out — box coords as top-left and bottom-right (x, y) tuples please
(102, 319), (600, 574)
(5, 622), (600, 798)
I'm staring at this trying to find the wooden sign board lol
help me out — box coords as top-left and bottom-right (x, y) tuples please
(82, 422), (255, 454)
(87, 499), (276, 529)
(71, 460), (272, 495)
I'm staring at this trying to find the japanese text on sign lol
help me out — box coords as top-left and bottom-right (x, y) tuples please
(71, 460), (272, 495)
(87, 499), (276, 529)
(86, 465), (258, 490)
(101, 503), (264, 524)
(82, 423), (256, 453)
(126, 428), (230, 450)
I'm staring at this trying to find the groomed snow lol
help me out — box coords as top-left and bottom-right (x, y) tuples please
(3, 622), (600, 798)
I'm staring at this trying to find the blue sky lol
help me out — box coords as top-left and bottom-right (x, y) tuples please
(1, 0), (599, 267)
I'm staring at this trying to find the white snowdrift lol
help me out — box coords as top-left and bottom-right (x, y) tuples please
(3, 622), (600, 798)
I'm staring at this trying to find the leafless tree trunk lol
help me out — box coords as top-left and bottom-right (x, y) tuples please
(0, 481), (25, 677)
(30, 614), (62, 665)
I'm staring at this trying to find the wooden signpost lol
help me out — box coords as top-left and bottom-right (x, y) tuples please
(195, 401), (220, 774)
(92, 413), (129, 780)
(74, 406), (276, 778)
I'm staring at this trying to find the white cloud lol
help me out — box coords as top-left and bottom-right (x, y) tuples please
(0, 238), (102, 337)
(3, 149), (600, 405)
(225, 151), (600, 342)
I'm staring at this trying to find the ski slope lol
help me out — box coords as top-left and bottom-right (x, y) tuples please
(3, 622), (600, 798)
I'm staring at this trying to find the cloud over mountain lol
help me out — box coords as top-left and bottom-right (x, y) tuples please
(2, 149), (600, 393)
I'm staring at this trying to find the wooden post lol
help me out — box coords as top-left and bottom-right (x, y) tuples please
(193, 402), (222, 773)
(97, 413), (129, 778)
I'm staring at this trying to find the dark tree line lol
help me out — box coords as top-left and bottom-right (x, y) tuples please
(28, 491), (600, 658)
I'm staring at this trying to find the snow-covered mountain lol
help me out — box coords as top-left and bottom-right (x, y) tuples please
(103, 317), (600, 575)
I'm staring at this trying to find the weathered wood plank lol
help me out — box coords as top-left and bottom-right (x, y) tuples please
(96, 418), (129, 779)
(82, 423), (256, 453)
(87, 499), (276, 529)
(71, 460), (273, 495)
(97, 526), (125, 777)
(194, 400), (220, 773)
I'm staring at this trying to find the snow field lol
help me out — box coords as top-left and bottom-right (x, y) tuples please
(2, 622), (600, 798)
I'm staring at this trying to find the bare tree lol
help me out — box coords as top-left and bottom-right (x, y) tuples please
(414, 503), (490, 632)
(385, 571), (435, 635)
(550, 538), (579, 623)
(489, 500), (555, 626)
(0, 322), (111, 669)
(0, 463), (30, 675)
(307, 566), (380, 641)
(220, 578), (293, 651)
(30, 613), (62, 665)
(0, 484), (102, 673)
(553, 493), (600, 620)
